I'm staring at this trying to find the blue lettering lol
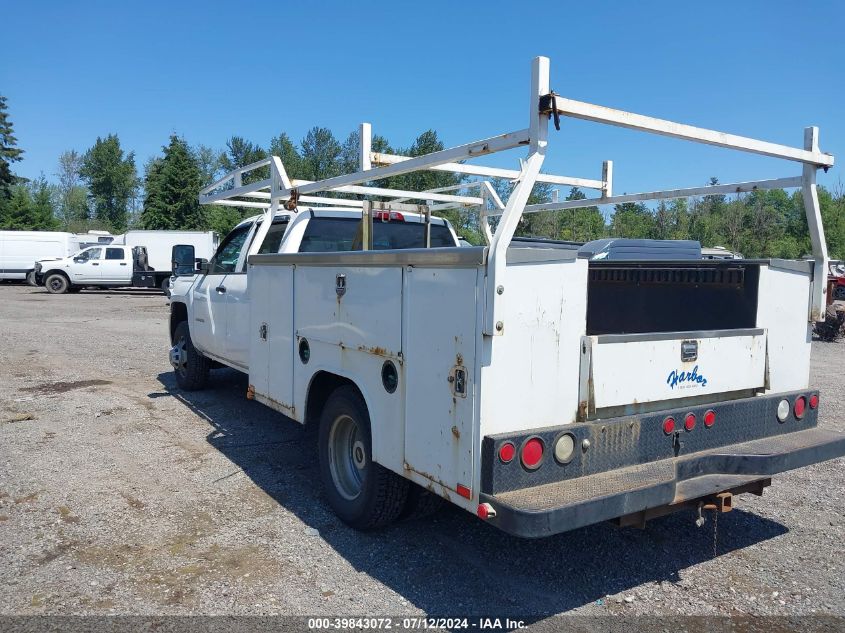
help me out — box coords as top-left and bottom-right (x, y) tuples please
(666, 365), (709, 389)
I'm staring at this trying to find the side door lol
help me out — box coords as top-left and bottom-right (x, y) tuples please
(190, 223), (253, 360)
(224, 217), (290, 369)
(68, 247), (103, 282)
(98, 246), (133, 283)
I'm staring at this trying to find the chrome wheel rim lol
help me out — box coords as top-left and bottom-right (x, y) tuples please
(170, 337), (187, 376)
(328, 414), (366, 501)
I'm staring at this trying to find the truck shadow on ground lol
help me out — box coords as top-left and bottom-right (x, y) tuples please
(157, 369), (789, 617)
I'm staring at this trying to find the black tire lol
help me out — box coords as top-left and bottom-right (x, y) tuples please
(400, 482), (445, 521)
(44, 273), (70, 294)
(171, 321), (210, 390)
(25, 271), (37, 286)
(318, 386), (408, 530)
(160, 276), (171, 297)
(834, 286), (845, 301)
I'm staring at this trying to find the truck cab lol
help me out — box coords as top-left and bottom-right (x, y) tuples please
(170, 208), (459, 371)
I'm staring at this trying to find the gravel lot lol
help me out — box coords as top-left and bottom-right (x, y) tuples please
(0, 284), (843, 622)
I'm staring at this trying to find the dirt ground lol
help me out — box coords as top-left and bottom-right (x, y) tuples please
(0, 284), (843, 621)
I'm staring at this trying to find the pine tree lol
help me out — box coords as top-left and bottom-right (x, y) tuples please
(140, 136), (206, 230)
(0, 95), (24, 198)
(80, 134), (139, 231)
(29, 174), (59, 229)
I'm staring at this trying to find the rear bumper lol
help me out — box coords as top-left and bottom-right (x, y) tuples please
(480, 392), (845, 538)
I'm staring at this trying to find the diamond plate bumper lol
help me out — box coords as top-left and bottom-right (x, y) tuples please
(479, 392), (845, 538)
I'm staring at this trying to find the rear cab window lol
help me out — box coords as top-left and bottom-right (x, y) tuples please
(298, 217), (455, 253)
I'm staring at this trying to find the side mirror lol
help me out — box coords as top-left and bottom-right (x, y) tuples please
(73, 256), (83, 263)
(196, 258), (209, 273)
(172, 244), (196, 276)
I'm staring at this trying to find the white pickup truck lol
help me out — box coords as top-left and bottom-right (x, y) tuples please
(168, 57), (845, 538)
(35, 230), (217, 294)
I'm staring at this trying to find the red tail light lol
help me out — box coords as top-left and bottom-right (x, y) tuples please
(809, 394), (819, 409)
(684, 413), (696, 431)
(498, 442), (516, 464)
(703, 410), (716, 428)
(794, 396), (806, 419)
(521, 437), (544, 469)
(662, 417), (676, 435)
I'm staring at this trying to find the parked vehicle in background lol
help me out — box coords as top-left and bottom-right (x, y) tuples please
(35, 230), (217, 295)
(701, 246), (744, 260)
(0, 231), (83, 284)
(828, 260), (845, 302)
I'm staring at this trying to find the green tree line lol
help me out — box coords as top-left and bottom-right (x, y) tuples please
(1, 94), (843, 259)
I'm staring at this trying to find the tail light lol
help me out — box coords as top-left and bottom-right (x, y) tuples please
(374, 211), (405, 222)
(684, 413), (696, 432)
(662, 417), (676, 435)
(794, 396), (806, 420)
(498, 442), (516, 464)
(521, 437), (544, 470)
(809, 394), (819, 409)
(703, 410), (716, 428)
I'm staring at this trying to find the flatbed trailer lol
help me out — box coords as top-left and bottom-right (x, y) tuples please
(169, 56), (844, 537)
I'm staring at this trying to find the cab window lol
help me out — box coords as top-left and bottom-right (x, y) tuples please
(76, 247), (103, 261)
(257, 219), (290, 254)
(105, 247), (124, 260)
(209, 224), (252, 273)
(298, 217), (455, 252)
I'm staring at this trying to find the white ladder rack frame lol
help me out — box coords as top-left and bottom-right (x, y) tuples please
(199, 56), (834, 326)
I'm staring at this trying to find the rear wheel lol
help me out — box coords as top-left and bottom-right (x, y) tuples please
(834, 285), (845, 301)
(318, 386), (408, 530)
(45, 273), (69, 294)
(25, 271), (37, 286)
(160, 276), (171, 297)
(170, 321), (210, 390)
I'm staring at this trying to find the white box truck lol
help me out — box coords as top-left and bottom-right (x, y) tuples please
(167, 57), (844, 537)
(35, 230), (217, 294)
(0, 231), (82, 283)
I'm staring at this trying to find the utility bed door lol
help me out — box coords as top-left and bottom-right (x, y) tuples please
(582, 328), (766, 415)
(403, 267), (479, 495)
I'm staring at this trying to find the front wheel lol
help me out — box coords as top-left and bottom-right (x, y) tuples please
(318, 386), (408, 530)
(170, 321), (210, 390)
(834, 285), (845, 301)
(44, 273), (69, 294)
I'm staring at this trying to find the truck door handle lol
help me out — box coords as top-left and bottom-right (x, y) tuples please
(120, 262), (127, 266)
(92, 263), (99, 266)
(215, 286), (226, 294)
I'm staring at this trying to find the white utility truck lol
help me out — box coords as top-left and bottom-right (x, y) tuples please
(168, 57), (845, 537)
(36, 230), (217, 294)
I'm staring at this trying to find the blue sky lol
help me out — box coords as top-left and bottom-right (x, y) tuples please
(4, 1), (844, 204)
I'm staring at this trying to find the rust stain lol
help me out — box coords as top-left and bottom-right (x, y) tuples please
(357, 344), (390, 357)
(451, 425), (460, 439)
